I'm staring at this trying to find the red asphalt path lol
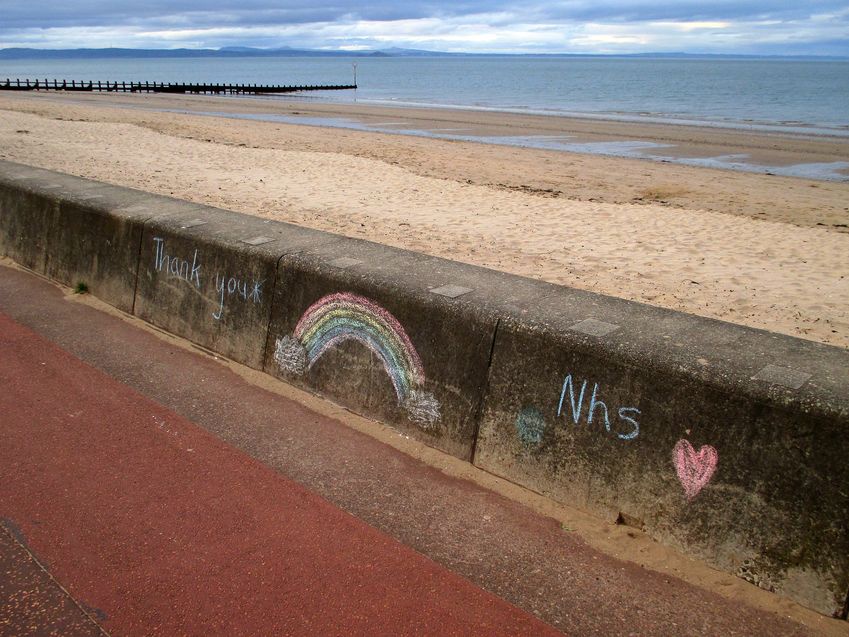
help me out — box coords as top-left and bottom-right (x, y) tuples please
(0, 311), (561, 636)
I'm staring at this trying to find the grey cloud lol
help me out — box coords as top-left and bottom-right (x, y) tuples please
(0, 1), (519, 29)
(539, 0), (849, 23)
(3, 0), (848, 30)
(0, 0), (846, 54)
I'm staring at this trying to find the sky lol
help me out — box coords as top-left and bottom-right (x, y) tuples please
(1, 1), (848, 56)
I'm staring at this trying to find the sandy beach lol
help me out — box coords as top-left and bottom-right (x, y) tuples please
(1, 91), (847, 347)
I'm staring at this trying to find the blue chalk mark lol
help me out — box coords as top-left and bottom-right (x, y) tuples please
(587, 383), (610, 431)
(556, 372), (641, 441)
(516, 406), (547, 446)
(617, 407), (641, 440)
(557, 374), (587, 424)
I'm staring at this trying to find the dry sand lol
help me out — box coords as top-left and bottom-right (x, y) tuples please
(1, 91), (847, 347)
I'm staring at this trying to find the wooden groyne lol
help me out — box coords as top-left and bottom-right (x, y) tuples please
(0, 78), (356, 95)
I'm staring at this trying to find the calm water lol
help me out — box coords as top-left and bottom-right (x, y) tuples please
(3, 56), (849, 134)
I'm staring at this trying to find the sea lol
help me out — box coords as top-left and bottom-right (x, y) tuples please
(3, 55), (849, 178)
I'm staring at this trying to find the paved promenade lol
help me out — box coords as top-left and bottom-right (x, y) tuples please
(0, 264), (831, 636)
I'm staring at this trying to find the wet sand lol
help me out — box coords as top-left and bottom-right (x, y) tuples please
(1, 91), (847, 347)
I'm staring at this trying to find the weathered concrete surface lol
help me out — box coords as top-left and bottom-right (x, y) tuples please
(0, 163), (55, 275)
(475, 287), (849, 617)
(0, 163), (847, 618)
(265, 240), (503, 460)
(4, 262), (839, 637)
(0, 159), (193, 312)
(134, 208), (337, 369)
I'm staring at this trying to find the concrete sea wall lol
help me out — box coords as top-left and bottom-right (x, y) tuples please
(1, 160), (847, 618)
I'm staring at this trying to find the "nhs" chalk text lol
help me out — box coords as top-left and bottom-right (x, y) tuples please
(557, 374), (640, 440)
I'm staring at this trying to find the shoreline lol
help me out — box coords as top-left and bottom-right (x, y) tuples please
(7, 90), (849, 176)
(292, 93), (849, 139)
(208, 110), (849, 181)
(3, 56), (849, 140)
(1, 91), (847, 348)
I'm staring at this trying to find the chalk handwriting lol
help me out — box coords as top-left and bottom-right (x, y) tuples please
(150, 237), (264, 322)
(152, 237), (201, 288)
(673, 439), (718, 500)
(213, 272), (264, 320)
(557, 374), (640, 440)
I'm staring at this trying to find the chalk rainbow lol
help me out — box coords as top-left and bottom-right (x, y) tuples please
(274, 292), (440, 427)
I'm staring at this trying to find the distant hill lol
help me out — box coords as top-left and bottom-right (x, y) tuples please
(376, 47), (464, 57)
(0, 46), (845, 61)
(0, 47), (388, 60)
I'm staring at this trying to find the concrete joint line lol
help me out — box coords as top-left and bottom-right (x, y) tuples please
(469, 317), (501, 465)
(129, 224), (147, 317)
(260, 254), (285, 377)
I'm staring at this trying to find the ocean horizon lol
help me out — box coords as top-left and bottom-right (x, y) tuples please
(3, 55), (849, 136)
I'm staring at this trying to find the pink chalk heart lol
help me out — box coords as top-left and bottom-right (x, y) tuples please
(673, 439), (718, 501)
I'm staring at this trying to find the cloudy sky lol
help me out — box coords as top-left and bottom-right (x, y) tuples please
(1, 1), (848, 55)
